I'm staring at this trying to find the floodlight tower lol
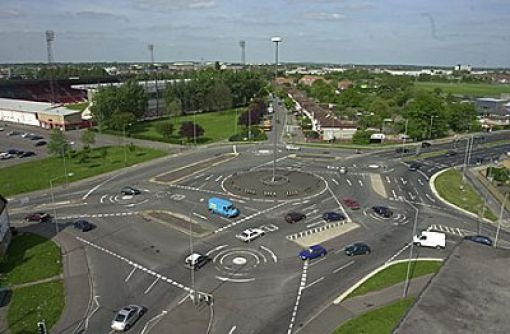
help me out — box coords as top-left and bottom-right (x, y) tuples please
(45, 30), (56, 104)
(271, 36), (282, 182)
(148, 43), (160, 116)
(239, 40), (246, 65)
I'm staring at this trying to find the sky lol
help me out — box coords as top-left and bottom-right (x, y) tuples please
(0, 0), (509, 67)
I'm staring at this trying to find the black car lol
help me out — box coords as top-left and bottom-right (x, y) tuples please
(19, 151), (36, 158)
(7, 149), (23, 155)
(395, 147), (409, 154)
(421, 142), (432, 148)
(29, 135), (44, 141)
(121, 186), (141, 196)
(285, 212), (306, 223)
(322, 211), (346, 222)
(344, 242), (371, 256)
(372, 206), (393, 218)
(35, 141), (47, 146)
(408, 162), (421, 171)
(73, 220), (94, 232)
(464, 235), (493, 246)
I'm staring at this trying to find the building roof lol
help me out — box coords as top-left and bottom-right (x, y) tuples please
(395, 241), (510, 334)
(476, 97), (506, 103)
(0, 98), (78, 116)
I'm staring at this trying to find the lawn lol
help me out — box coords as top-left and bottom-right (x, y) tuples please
(0, 234), (61, 287)
(333, 297), (415, 334)
(434, 169), (498, 221)
(415, 82), (510, 97)
(7, 281), (65, 334)
(0, 145), (167, 196)
(129, 108), (244, 144)
(348, 260), (442, 299)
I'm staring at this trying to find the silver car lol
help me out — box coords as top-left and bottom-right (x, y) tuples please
(111, 305), (145, 331)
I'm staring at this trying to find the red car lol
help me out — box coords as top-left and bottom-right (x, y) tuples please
(342, 197), (361, 210)
(24, 212), (52, 223)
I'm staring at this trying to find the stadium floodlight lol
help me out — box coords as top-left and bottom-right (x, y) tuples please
(271, 36), (282, 43)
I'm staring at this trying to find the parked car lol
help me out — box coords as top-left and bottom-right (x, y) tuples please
(421, 142), (432, 148)
(184, 252), (210, 270)
(299, 245), (327, 260)
(344, 242), (371, 256)
(464, 235), (493, 246)
(342, 197), (360, 210)
(111, 305), (145, 331)
(0, 152), (13, 160)
(30, 135), (44, 141)
(7, 149), (23, 155)
(285, 212), (306, 223)
(408, 162), (421, 171)
(19, 151), (36, 158)
(372, 206), (393, 218)
(21, 132), (34, 138)
(121, 187), (141, 196)
(285, 144), (301, 151)
(25, 212), (51, 223)
(7, 130), (20, 136)
(322, 211), (345, 222)
(35, 141), (47, 146)
(73, 220), (94, 232)
(236, 228), (265, 242)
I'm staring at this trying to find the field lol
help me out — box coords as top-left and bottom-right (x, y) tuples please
(415, 82), (510, 97)
(130, 108), (243, 144)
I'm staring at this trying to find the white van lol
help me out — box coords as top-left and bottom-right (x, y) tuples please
(413, 231), (446, 249)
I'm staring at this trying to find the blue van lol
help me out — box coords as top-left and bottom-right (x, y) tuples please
(208, 197), (240, 218)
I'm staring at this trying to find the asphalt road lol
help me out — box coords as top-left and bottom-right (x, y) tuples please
(7, 107), (510, 334)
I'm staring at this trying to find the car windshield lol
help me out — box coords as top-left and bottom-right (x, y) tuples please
(115, 313), (127, 322)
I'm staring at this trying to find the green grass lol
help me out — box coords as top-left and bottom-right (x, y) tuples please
(7, 281), (65, 334)
(404, 149), (448, 162)
(0, 145), (167, 196)
(415, 82), (510, 97)
(332, 297), (415, 334)
(0, 234), (61, 287)
(129, 108), (243, 144)
(434, 169), (498, 221)
(65, 102), (89, 111)
(348, 261), (442, 299)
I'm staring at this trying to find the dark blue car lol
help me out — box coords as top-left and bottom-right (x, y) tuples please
(322, 211), (346, 222)
(299, 245), (327, 260)
(344, 242), (371, 256)
(464, 235), (493, 246)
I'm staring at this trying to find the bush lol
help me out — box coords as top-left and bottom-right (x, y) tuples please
(352, 129), (375, 145)
(304, 130), (320, 139)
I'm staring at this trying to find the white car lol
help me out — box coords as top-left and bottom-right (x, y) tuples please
(285, 144), (301, 152)
(111, 305), (145, 331)
(236, 228), (265, 242)
(0, 152), (13, 160)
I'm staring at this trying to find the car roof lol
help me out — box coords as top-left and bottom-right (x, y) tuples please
(310, 245), (324, 250)
(186, 253), (203, 262)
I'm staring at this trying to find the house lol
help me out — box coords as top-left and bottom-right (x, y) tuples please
(299, 75), (327, 87)
(337, 79), (353, 91)
(275, 77), (294, 85)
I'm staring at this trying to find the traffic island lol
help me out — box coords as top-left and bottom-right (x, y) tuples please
(223, 169), (326, 200)
(141, 210), (214, 238)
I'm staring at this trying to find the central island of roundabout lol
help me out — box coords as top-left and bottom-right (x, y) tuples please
(222, 168), (327, 201)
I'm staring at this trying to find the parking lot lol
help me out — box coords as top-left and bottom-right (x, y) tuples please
(0, 123), (53, 166)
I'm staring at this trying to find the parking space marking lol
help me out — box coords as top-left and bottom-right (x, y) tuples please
(287, 260), (308, 334)
(331, 178), (339, 185)
(333, 260), (355, 273)
(125, 267), (137, 282)
(228, 326), (237, 334)
(144, 277), (161, 294)
(358, 179), (363, 187)
(346, 179), (352, 186)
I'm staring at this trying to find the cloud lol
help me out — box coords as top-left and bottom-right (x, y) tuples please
(303, 12), (345, 21)
(75, 11), (130, 22)
(133, 0), (216, 10)
(0, 8), (24, 19)
(188, 1), (215, 9)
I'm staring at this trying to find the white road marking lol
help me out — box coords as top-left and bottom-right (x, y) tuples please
(125, 267), (137, 282)
(140, 310), (168, 334)
(100, 195), (107, 203)
(260, 245), (278, 263)
(306, 220), (324, 228)
(84, 295), (101, 330)
(215, 175), (223, 182)
(216, 276), (255, 283)
(228, 326), (237, 334)
(417, 178), (425, 186)
(392, 189), (398, 199)
(192, 212), (208, 220)
(177, 295), (190, 305)
(332, 178), (339, 185)
(333, 260), (355, 273)
(358, 179), (363, 187)
(400, 177), (407, 185)
(386, 176), (391, 184)
(385, 243), (411, 264)
(425, 193), (436, 203)
(206, 244), (228, 256)
(205, 174), (213, 181)
(82, 174), (118, 200)
(308, 257), (327, 267)
(346, 179), (352, 186)
(287, 261), (308, 334)
(144, 277), (160, 294)
(304, 276), (324, 290)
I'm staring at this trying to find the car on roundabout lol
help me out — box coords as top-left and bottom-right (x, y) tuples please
(111, 304), (145, 331)
(299, 245), (327, 260)
(24, 212), (52, 223)
(344, 242), (371, 256)
(285, 144), (301, 151)
(184, 252), (210, 270)
(73, 219), (94, 232)
(236, 228), (265, 242)
(121, 186), (141, 196)
(372, 206), (393, 218)
(285, 212), (306, 223)
(464, 235), (493, 247)
(322, 211), (346, 222)
(342, 197), (360, 210)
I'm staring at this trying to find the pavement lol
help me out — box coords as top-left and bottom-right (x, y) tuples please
(296, 273), (433, 334)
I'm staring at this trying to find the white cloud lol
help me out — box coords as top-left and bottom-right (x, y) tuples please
(0, 8), (24, 19)
(303, 12), (345, 21)
(188, 1), (215, 9)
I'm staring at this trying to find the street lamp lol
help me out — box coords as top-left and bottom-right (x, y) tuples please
(429, 115), (437, 140)
(401, 119), (409, 157)
(403, 200), (419, 297)
(193, 111), (197, 146)
(123, 123), (132, 165)
(272, 36), (282, 182)
(188, 205), (198, 305)
(50, 172), (74, 234)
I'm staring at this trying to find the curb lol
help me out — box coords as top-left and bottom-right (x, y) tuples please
(429, 168), (493, 223)
(333, 258), (443, 304)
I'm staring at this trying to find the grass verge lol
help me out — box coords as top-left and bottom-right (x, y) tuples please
(0, 233), (61, 287)
(403, 149), (448, 162)
(348, 260), (442, 299)
(415, 82), (510, 97)
(0, 145), (167, 196)
(7, 281), (65, 334)
(434, 169), (498, 221)
(332, 297), (415, 334)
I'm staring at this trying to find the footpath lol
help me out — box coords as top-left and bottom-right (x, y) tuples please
(296, 274), (433, 334)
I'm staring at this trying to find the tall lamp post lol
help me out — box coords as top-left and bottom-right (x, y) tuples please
(50, 172), (74, 234)
(429, 115), (437, 140)
(403, 199), (419, 297)
(271, 37), (282, 182)
(188, 205), (198, 305)
(401, 119), (409, 158)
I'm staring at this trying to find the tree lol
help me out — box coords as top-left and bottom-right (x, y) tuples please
(165, 98), (182, 126)
(352, 129), (374, 145)
(81, 129), (96, 149)
(179, 121), (205, 141)
(155, 122), (174, 139)
(48, 129), (70, 157)
(446, 103), (480, 133)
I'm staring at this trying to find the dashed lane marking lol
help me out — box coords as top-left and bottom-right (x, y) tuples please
(303, 276), (324, 290)
(357, 179), (364, 187)
(60, 212), (137, 219)
(385, 243), (411, 264)
(425, 193), (436, 203)
(287, 261), (308, 334)
(346, 179), (352, 186)
(333, 260), (355, 274)
(331, 178), (339, 185)
(214, 202), (288, 234)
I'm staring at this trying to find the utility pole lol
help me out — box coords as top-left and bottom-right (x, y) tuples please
(45, 30), (56, 104)
(239, 40), (246, 65)
(403, 200), (419, 297)
(271, 37), (282, 183)
(494, 192), (508, 248)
